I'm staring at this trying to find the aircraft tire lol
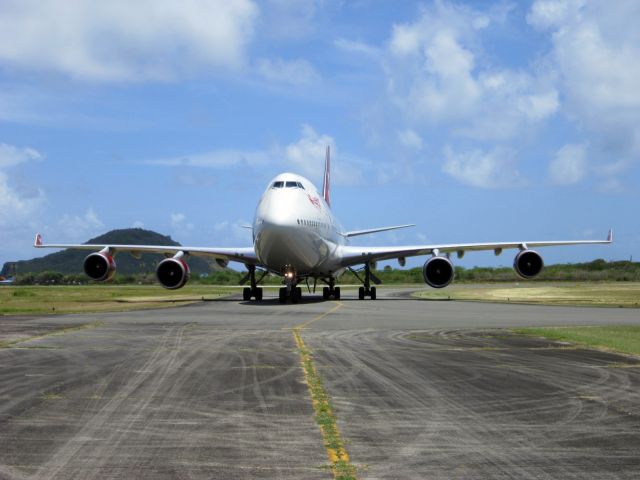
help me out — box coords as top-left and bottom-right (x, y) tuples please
(278, 287), (287, 304)
(243, 287), (251, 301)
(254, 287), (263, 301)
(322, 287), (329, 300)
(358, 287), (365, 300)
(334, 287), (341, 300)
(370, 286), (377, 300)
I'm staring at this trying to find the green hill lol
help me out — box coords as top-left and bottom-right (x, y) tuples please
(1, 228), (218, 277)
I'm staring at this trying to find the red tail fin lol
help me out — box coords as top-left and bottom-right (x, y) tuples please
(322, 145), (331, 207)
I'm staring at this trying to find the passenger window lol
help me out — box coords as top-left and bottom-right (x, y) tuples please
(272, 181), (284, 188)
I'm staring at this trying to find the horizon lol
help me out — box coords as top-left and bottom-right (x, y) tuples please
(1, 1), (638, 271)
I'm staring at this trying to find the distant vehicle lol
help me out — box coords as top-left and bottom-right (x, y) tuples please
(34, 147), (613, 303)
(0, 276), (15, 285)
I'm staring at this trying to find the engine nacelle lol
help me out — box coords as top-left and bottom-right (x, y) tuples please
(422, 256), (454, 288)
(83, 252), (116, 281)
(156, 257), (190, 289)
(513, 250), (544, 279)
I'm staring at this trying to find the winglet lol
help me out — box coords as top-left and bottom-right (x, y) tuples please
(34, 233), (43, 247)
(322, 145), (331, 208)
(607, 229), (613, 243)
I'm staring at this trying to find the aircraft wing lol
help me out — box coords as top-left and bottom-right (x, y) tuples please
(34, 234), (259, 265)
(341, 224), (415, 238)
(338, 230), (613, 267)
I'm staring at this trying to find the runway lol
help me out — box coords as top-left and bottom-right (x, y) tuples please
(1, 288), (640, 479)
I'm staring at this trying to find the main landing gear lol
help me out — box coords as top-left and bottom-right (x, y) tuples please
(321, 278), (340, 300)
(241, 265), (264, 301)
(352, 263), (379, 300)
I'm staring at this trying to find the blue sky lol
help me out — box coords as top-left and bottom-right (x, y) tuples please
(1, 0), (638, 270)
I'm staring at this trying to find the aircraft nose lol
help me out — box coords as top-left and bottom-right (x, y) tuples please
(260, 192), (297, 228)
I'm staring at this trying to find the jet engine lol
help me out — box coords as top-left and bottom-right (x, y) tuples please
(156, 257), (190, 289)
(513, 250), (544, 279)
(422, 256), (454, 288)
(83, 252), (116, 281)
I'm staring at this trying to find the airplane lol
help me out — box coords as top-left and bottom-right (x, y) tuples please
(0, 276), (15, 286)
(34, 146), (613, 303)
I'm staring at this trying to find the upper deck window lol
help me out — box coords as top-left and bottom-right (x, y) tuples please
(272, 181), (284, 188)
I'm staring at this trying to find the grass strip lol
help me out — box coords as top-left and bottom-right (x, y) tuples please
(0, 285), (235, 316)
(292, 327), (356, 480)
(413, 282), (640, 308)
(514, 325), (640, 356)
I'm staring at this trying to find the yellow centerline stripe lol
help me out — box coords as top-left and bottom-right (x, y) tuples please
(292, 301), (356, 479)
(295, 301), (344, 330)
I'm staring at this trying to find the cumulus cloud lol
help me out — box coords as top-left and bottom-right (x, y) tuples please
(145, 124), (368, 187)
(549, 143), (587, 185)
(384, 2), (558, 140)
(528, 0), (640, 184)
(0, 171), (44, 227)
(442, 146), (523, 188)
(56, 208), (105, 240)
(283, 125), (366, 186)
(397, 129), (424, 150)
(0, 143), (45, 227)
(0, 143), (43, 167)
(0, 0), (258, 82)
(170, 212), (194, 232)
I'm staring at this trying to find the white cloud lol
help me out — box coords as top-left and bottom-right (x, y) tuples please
(0, 143), (43, 167)
(397, 129), (423, 150)
(0, 171), (44, 227)
(132, 220), (144, 228)
(527, 0), (585, 29)
(333, 38), (381, 60)
(56, 208), (105, 240)
(528, 0), (640, 182)
(384, 2), (558, 140)
(144, 124), (368, 186)
(146, 150), (269, 168)
(442, 146), (523, 188)
(0, 0), (258, 82)
(260, 0), (318, 40)
(0, 143), (45, 227)
(170, 212), (194, 232)
(255, 57), (320, 86)
(283, 124), (366, 186)
(549, 143), (587, 185)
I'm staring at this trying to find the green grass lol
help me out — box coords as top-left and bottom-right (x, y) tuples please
(0, 285), (235, 316)
(514, 326), (640, 356)
(293, 329), (357, 479)
(413, 282), (640, 308)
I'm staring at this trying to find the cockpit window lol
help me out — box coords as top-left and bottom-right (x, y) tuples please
(285, 181), (298, 188)
(272, 181), (284, 188)
(297, 182), (305, 189)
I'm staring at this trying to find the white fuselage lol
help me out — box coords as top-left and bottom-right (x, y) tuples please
(252, 173), (347, 278)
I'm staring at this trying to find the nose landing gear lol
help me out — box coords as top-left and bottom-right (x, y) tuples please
(321, 277), (340, 300)
(279, 265), (302, 303)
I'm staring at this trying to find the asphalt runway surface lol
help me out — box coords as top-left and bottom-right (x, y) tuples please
(1, 288), (640, 479)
